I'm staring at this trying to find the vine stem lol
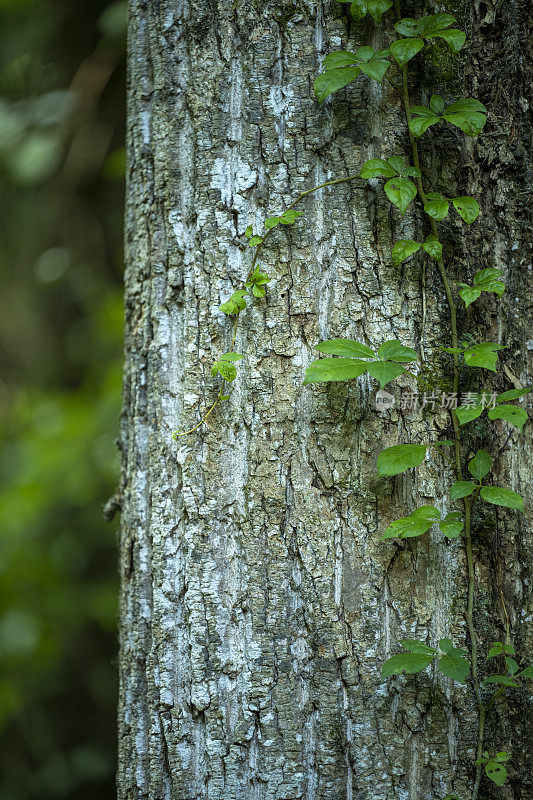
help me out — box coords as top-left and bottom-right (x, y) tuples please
(394, 2), (483, 798)
(174, 172), (361, 437)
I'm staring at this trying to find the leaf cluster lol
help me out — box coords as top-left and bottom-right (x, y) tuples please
(381, 506), (463, 541)
(391, 14), (466, 68)
(442, 341), (505, 372)
(304, 338), (417, 387)
(244, 209), (303, 247)
(392, 235), (442, 265)
(383, 638), (470, 683)
(474, 751), (509, 787)
(458, 268), (504, 308)
(456, 387), (530, 431)
(314, 46), (391, 102)
(211, 352), (243, 383)
(449, 449), (523, 510)
(424, 192), (480, 224)
(482, 641), (533, 689)
(360, 155), (419, 216)
(336, 0), (393, 26)
(409, 96), (487, 137)
(245, 266), (270, 298)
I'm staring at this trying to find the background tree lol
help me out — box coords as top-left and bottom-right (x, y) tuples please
(119, 1), (531, 798)
(0, 2), (125, 797)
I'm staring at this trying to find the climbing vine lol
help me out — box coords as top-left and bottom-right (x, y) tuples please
(173, 1), (531, 796)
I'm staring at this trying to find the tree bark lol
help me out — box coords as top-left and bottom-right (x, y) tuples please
(118, 1), (532, 798)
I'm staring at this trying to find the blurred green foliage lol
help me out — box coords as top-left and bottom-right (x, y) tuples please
(0, 1), (126, 797)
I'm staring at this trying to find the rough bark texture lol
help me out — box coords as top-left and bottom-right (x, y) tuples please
(119, 1), (531, 798)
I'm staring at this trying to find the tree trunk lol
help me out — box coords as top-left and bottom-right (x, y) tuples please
(118, 1), (531, 798)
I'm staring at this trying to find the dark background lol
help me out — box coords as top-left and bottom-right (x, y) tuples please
(0, 1), (125, 797)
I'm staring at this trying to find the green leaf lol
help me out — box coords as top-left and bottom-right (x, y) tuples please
(430, 95), (445, 115)
(390, 37), (424, 67)
(459, 285), (482, 308)
(212, 355), (241, 381)
(438, 649), (470, 683)
(424, 192), (449, 220)
(377, 444), (427, 476)
(347, 0), (368, 21)
(456, 404), (483, 425)
(480, 486), (524, 511)
(314, 66), (360, 103)
(381, 506), (440, 540)
(422, 234), (442, 260)
(244, 224), (253, 238)
(394, 18), (419, 37)
(280, 209), (303, 224)
(384, 177), (417, 216)
(322, 50), (361, 70)
(452, 196), (480, 224)
(353, 45), (375, 61)
(377, 340), (418, 362)
(444, 98), (487, 115)
(217, 361), (237, 380)
(463, 342), (505, 372)
(482, 675), (519, 687)
(343, 1), (393, 23)
(366, 0), (393, 24)
(409, 106), (441, 136)
(496, 388), (531, 402)
(416, 13), (456, 36)
(220, 289), (248, 315)
(399, 639), (438, 654)
(519, 666), (533, 678)
(303, 358), (368, 384)
(450, 481), (476, 499)
(387, 155), (404, 174)
(359, 55), (390, 83)
(494, 752), (510, 763)
(245, 267), (271, 298)
(485, 762), (507, 787)
(316, 339), (375, 358)
(382, 652), (434, 678)
(505, 657), (519, 675)
(439, 512), (464, 538)
(473, 267), (505, 293)
(439, 638), (454, 653)
(468, 449), (493, 481)
(361, 158), (398, 178)
(488, 405), (528, 431)
(403, 166), (421, 178)
(488, 642), (517, 659)
(264, 216), (281, 229)
(249, 236), (263, 246)
(392, 239), (421, 266)
(443, 99), (487, 136)
(429, 29), (466, 53)
(366, 360), (405, 387)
